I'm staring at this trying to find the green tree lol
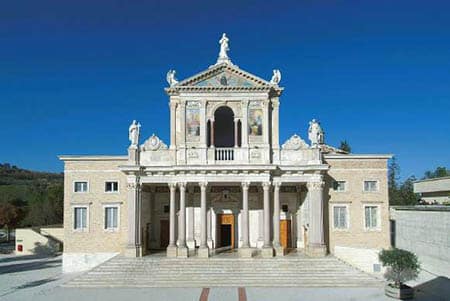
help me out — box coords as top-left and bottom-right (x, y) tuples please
(388, 157), (401, 205)
(339, 140), (351, 153)
(0, 202), (20, 241)
(398, 176), (418, 205)
(423, 166), (449, 179)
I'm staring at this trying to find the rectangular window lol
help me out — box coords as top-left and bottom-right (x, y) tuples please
(364, 181), (378, 192)
(365, 206), (379, 229)
(74, 181), (88, 193)
(163, 205), (170, 213)
(74, 207), (87, 230)
(105, 181), (119, 193)
(333, 206), (348, 229)
(333, 181), (346, 192)
(104, 206), (119, 230)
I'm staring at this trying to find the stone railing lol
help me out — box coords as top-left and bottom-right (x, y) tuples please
(215, 148), (235, 161)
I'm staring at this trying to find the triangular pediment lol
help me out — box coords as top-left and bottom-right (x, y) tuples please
(176, 64), (272, 88)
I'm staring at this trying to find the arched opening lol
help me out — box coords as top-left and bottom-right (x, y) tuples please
(214, 106), (234, 147)
(207, 120), (211, 147)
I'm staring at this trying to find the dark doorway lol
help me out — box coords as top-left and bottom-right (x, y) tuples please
(219, 224), (232, 247)
(160, 220), (169, 249)
(214, 106), (234, 147)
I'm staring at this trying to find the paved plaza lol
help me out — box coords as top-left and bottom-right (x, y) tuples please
(1, 254), (449, 301)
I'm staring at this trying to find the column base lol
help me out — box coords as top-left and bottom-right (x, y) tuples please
(273, 245), (285, 257)
(187, 239), (196, 250)
(166, 245), (177, 258)
(238, 247), (254, 258)
(177, 246), (189, 258)
(306, 244), (327, 257)
(197, 247), (210, 258)
(124, 245), (142, 258)
(261, 246), (274, 258)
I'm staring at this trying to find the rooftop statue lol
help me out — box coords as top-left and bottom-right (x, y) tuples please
(166, 70), (178, 87)
(308, 119), (324, 147)
(129, 120), (141, 147)
(270, 69), (281, 85)
(216, 33), (232, 65)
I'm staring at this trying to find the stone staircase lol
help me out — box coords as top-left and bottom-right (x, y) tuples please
(64, 253), (382, 288)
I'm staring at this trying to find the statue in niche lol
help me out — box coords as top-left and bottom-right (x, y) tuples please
(129, 120), (141, 147)
(308, 119), (324, 147)
(166, 70), (178, 87)
(270, 69), (281, 85)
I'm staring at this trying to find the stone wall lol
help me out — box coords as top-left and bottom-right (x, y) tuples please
(390, 206), (450, 278)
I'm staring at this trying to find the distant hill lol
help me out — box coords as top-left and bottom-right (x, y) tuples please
(0, 163), (63, 227)
(0, 163), (62, 186)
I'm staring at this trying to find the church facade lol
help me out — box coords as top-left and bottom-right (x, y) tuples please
(60, 34), (391, 273)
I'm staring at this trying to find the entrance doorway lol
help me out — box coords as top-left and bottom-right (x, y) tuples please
(160, 220), (169, 249)
(280, 220), (291, 249)
(217, 214), (235, 248)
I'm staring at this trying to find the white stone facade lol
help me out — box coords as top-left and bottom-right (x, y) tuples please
(59, 35), (391, 273)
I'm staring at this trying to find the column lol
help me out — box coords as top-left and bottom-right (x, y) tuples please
(169, 101), (177, 149)
(167, 183), (177, 257)
(262, 181), (274, 257)
(198, 181), (209, 257)
(125, 180), (142, 257)
(271, 98), (280, 163)
(273, 182), (284, 256)
(177, 182), (188, 257)
(234, 118), (239, 147)
(306, 180), (326, 257)
(241, 101), (249, 148)
(239, 181), (252, 257)
(263, 100), (270, 145)
(210, 119), (215, 147)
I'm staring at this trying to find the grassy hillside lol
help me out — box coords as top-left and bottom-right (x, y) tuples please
(0, 163), (63, 227)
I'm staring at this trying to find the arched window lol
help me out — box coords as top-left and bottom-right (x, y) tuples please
(214, 106), (235, 147)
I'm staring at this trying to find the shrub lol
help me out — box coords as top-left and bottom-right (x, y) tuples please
(379, 248), (420, 288)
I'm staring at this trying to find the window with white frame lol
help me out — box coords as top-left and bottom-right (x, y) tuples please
(74, 181), (88, 193)
(364, 180), (378, 192)
(333, 205), (348, 229)
(105, 181), (119, 193)
(333, 181), (346, 192)
(104, 206), (119, 230)
(73, 207), (87, 230)
(365, 206), (379, 229)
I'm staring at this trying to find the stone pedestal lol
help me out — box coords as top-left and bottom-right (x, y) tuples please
(166, 246), (177, 258)
(238, 247), (253, 258)
(274, 245), (285, 257)
(124, 245), (142, 258)
(261, 247), (274, 258)
(198, 247), (210, 258)
(177, 246), (189, 258)
(306, 245), (327, 257)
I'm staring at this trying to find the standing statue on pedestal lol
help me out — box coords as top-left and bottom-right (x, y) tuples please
(166, 70), (178, 87)
(129, 120), (141, 147)
(216, 33), (232, 65)
(308, 119), (324, 147)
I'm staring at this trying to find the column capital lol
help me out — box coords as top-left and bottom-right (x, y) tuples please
(199, 181), (208, 189)
(178, 182), (187, 190)
(168, 182), (177, 190)
(273, 181), (282, 189)
(127, 182), (141, 191)
(241, 181), (250, 189)
(262, 181), (271, 190)
(307, 181), (325, 191)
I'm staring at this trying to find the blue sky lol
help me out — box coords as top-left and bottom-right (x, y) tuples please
(1, 0), (449, 179)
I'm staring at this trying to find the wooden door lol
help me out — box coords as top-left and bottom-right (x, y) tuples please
(217, 214), (235, 249)
(280, 220), (291, 249)
(160, 220), (169, 249)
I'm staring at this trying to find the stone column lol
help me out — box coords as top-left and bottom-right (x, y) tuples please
(198, 181), (209, 257)
(262, 182), (274, 257)
(169, 101), (177, 149)
(234, 118), (239, 147)
(167, 183), (177, 257)
(271, 98), (280, 163)
(263, 100), (270, 145)
(125, 180), (142, 257)
(239, 181), (252, 257)
(241, 101), (249, 148)
(210, 119), (215, 147)
(306, 180), (326, 257)
(273, 182), (284, 256)
(177, 182), (188, 257)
